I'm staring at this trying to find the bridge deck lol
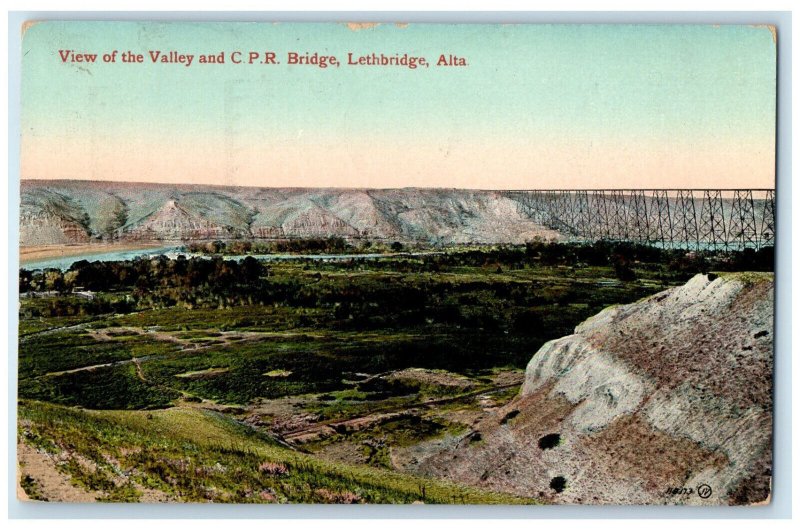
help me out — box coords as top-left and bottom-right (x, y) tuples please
(502, 189), (775, 250)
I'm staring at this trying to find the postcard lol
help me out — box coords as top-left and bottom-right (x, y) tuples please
(17, 21), (776, 505)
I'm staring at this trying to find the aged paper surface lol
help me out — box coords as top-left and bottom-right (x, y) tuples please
(18, 22), (775, 505)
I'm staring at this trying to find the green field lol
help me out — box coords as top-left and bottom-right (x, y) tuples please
(17, 242), (773, 503)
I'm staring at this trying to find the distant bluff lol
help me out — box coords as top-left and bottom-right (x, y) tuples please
(415, 273), (774, 505)
(19, 180), (558, 246)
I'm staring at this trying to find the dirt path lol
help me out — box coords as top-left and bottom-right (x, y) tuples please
(35, 326), (259, 379)
(17, 442), (98, 502)
(28, 322), (328, 379)
(42, 355), (159, 378)
(20, 310), (151, 341)
(20, 320), (98, 341)
(132, 357), (147, 382)
(281, 382), (522, 443)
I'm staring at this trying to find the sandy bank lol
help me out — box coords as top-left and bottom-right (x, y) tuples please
(19, 242), (166, 264)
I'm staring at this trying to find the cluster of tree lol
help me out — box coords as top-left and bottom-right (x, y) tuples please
(186, 237), (360, 255)
(522, 240), (774, 274)
(292, 241), (774, 281)
(177, 237), (776, 283)
(17, 257), (603, 331)
(186, 238), (411, 256)
(20, 255), (266, 294)
(21, 297), (136, 319)
(18, 241), (773, 320)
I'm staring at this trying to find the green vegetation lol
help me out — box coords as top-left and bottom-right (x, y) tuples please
(20, 363), (180, 410)
(16, 241), (774, 503)
(18, 400), (530, 504)
(187, 237), (358, 255)
(19, 474), (47, 501)
(18, 242), (773, 412)
(715, 270), (775, 286)
(305, 415), (465, 469)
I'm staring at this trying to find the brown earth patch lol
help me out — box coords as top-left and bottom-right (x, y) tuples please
(17, 442), (97, 502)
(582, 415), (728, 491)
(20, 242), (164, 264)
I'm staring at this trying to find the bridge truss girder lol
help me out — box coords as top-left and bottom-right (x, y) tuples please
(508, 189), (775, 251)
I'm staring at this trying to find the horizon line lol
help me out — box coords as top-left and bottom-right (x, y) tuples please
(20, 178), (776, 193)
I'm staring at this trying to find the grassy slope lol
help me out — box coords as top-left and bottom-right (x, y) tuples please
(18, 400), (533, 504)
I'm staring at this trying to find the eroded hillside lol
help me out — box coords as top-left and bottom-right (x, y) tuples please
(20, 180), (558, 246)
(411, 273), (774, 505)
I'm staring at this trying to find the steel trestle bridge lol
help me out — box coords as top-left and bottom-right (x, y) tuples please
(502, 189), (775, 251)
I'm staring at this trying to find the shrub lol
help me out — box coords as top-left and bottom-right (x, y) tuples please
(258, 461), (288, 475)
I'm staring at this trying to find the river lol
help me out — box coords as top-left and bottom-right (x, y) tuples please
(20, 246), (443, 271)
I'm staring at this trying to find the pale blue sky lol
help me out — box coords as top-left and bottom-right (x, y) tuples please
(21, 22), (776, 188)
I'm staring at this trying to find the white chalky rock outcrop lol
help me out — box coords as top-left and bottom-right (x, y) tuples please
(418, 273), (774, 505)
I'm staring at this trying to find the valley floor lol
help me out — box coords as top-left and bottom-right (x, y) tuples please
(17, 242), (772, 503)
